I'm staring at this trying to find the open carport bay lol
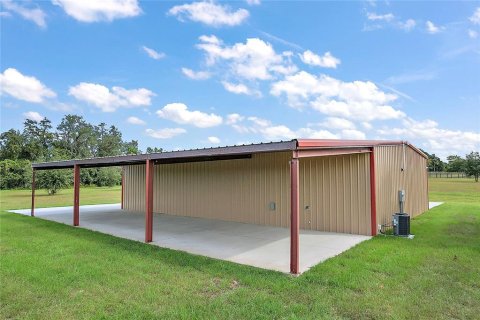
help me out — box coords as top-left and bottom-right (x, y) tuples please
(11, 204), (370, 273)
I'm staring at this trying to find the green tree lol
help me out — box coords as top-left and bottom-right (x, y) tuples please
(37, 169), (71, 195)
(464, 151), (480, 182)
(146, 147), (163, 154)
(95, 167), (121, 187)
(446, 155), (466, 172)
(427, 153), (445, 172)
(123, 140), (140, 155)
(0, 129), (24, 160)
(55, 115), (96, 159)
(95, 123), (123, 157)
(36, 148), (73, 194)
(21, 118), (55, 161)
(0, 159), (32, 189)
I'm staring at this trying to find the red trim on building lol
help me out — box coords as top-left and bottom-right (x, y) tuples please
(296, 139), (427, 159)
(369, 149), (377, 236)
(73, 164), (80, 226)
(290, 158), (300, 274)
(296, 148), (371, 158)
(31, 169), (35, 217)
(145, 159), (153, 243)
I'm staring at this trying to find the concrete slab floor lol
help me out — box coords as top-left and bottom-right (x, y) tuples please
(10, 204), (370, 274)
(429, 202), (444, 209)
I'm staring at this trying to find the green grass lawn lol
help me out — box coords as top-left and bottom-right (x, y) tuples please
(429, 177), (480, 203)
(0, 181), (479, 319)
(0, 186), (121, 211)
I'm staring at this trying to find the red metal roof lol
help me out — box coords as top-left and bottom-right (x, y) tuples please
(296, 139), (427, 159)
(32, 139), (426, 170)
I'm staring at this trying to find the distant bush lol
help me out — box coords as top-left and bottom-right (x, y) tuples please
(37, 169), (72, 195)
(0, 159), (32, 189)
(95, 167), (121, 187)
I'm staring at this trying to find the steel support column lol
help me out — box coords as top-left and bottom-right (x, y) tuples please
(121, 166), (124, 209)
(369, 149), (377, 236)
(31, 169), (35, 217)
(145, 159), (153, 243)
(73, 164), (80, 226)
(290, 158), (300, 274)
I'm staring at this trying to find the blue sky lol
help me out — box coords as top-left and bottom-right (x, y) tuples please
(1, 0), (479, 159)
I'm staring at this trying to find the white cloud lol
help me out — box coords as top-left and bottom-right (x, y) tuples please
(127, 116), (146, 125)
(196, 35), (296, 81)
(0, 68), (56, 103)
(364, 11), (416, 32)
(270, 71), (404, 121)
(468, 29), (478, 39)
(320, 117), (356, 130)
(1, 0), (46, 27)
(362, 122), (373, 130)
(208, 136), (221, 144)
(367, 12), (394, 22)
(297, 128), (338, 139)
(69, 82), (154, 112)
(181, 68), (211, 80)
(378, 118), (480, 158)
(226, 113), (244, 124)
(156, 103), (222, 128)
(227, 115), (338, 141)
(145, 128), (186, 139)
(386, 70), (436, 85)
(398, 19), (416, 31)
(23, 111), (44, 122)
(426, 21), (443, 34)
(246, 0), (261, 5)
(168, 1), (249, 27)
(221, 81), (260, 96)
(340, 129), (366, 140)
(142, 46), (165, 60)
(52, 0), (141, 22)
(259, 31), (304, 51)
(300, 50), (341, 68)
(470, 7), (480, 25)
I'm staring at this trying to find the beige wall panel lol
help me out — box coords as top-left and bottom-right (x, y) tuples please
(374, 145), (428, 227)
(124, 152), (293, 228)
(299, 153), (372, 235)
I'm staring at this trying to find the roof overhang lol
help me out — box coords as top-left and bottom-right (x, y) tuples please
(32, 140), (297, 170)
(32, 138), (426, 170)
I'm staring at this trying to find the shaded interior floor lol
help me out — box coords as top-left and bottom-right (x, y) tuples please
(11, 204), (370, 273)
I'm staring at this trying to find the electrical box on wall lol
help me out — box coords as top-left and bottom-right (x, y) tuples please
(269, 202), (276, 211)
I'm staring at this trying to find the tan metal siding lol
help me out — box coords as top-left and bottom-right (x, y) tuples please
(124, 152), (293, 228)
(374, 145), (428, 227)
(299, 153), (371, 235)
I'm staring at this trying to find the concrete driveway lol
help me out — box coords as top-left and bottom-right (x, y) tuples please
(10, 204), (370, 274)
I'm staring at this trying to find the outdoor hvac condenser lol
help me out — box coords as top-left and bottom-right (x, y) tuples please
(393, 214), (410, 236)
(393, 190), (410, 236)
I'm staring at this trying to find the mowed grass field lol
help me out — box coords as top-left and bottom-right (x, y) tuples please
(0, 178), (479, 319)
(429, 178), (480, 203)
(0, 186), (121, 211)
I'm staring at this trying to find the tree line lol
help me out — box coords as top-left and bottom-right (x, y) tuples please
(422, 150), (480, 182)
(0, 114), (163, 192)
(1, 114), (479, 192)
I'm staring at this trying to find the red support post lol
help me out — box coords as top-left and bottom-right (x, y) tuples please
(73, 164), (80, 226)
(121, 166), (124, 209)
(290, 158), (300, 274)
(369, 149), (377, 236)
(31, 169), (35, 217)
(145, 159), (153, 243)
